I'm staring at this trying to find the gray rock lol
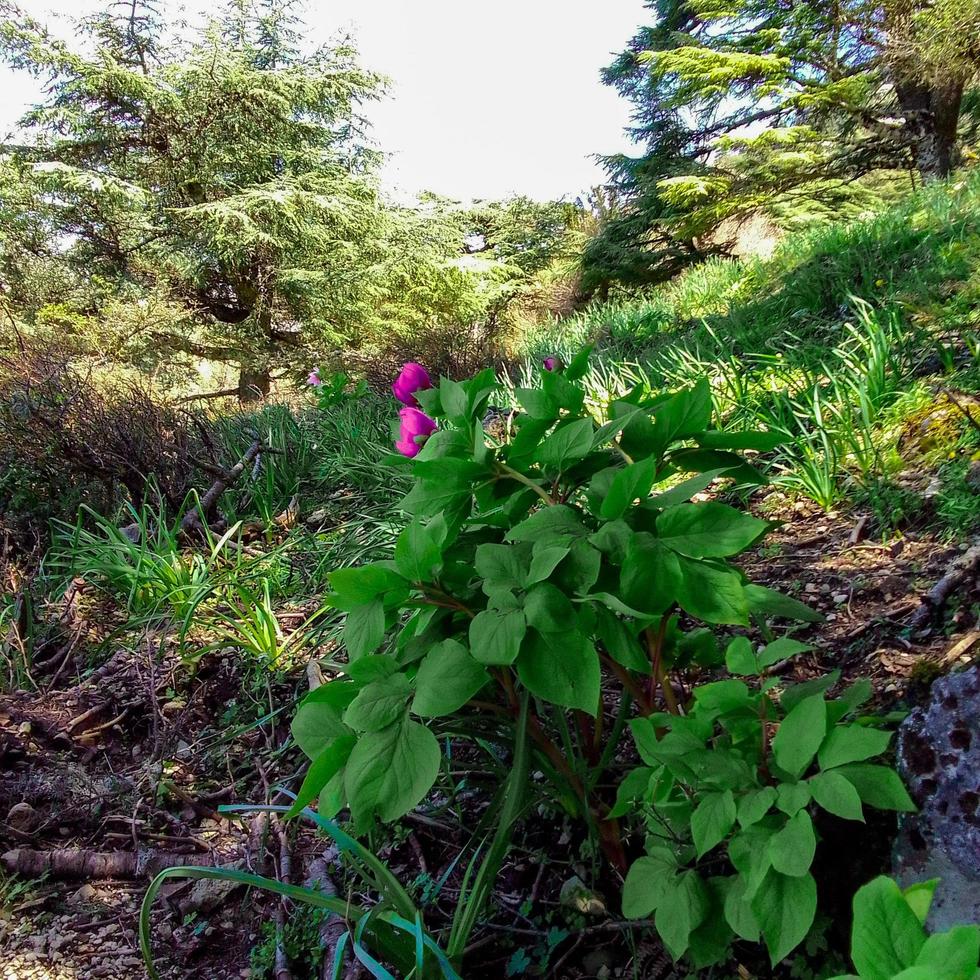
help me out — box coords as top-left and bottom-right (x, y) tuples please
(966, 460), (980, 495)
(895, 666), (980, 930)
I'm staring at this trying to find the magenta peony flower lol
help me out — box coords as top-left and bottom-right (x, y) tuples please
(395, 406), (437, 458)
(542, 356), (562, 372)
(307, 369), (322, 387)
(392, 362), (433, 406)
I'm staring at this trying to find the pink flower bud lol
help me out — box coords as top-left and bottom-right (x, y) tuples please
(392, 362), (433, 406)
(542, 356), (562, 372)
(395, 406), (437, 457)
(307, 370), (322, 387)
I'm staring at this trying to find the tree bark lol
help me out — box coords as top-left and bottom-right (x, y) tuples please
(895, 77), (965, 180)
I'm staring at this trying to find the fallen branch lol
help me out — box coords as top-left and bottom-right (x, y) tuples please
(1, 847), (219, 879)
(180, 437), (262, 535)
(909, 539), (980, 632)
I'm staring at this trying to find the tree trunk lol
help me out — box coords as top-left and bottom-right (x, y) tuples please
(896, 78), (965, 180)
(238, 365), (270, 404)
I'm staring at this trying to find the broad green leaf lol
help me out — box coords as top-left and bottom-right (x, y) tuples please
(553, 538), (602, 595)
(695, 429), (784, 451)
(609, 766), (654, 819)
(535, 418), (595, 471)
(913, 926), (980, 978)
(329, 564), (404, 606)
(776, 781), (812, 816)
(752, 870), (817, 965)
(394, 518), (444, 583)
(757, 637), (813, 669)
(675, 555), (749, 626)
(744, 584), (824, 623)
(724, 874), (760, 941)
(655, 870), (710, 960)
(515, 387), (558, 420)
(850, 876), (927, 977)
(646, 468), (730, 510)
(818, 725), (892, 770)
(343, 673), (411, 732)
(595, 605), (648, 672)
(600, 456), (659, 519)
(691, 789), (737, 857)
(412, 640), (489, 718)
(808, 770), (864, 821)
(620, 534), (681, 614)
(769, 811), (816, 877)
(506, 505), (586, 544)
(657, 502), (768, 558)
(837, 764), (916, 812)
(524, 582), (575, 633)
(687, 878), (735, 969)
(738, 787), (777, 828)
(902, 879), (938, 926)
(286, 735), (356, 818)
(516, 629), (601, 715)
(474, 543), (528, 593)
(622, 849), (677, 918)
(725, 636), (757, 675)
(345, 718), (441, 823)
(344, 600), (386, 661)
(772, 694), (826, 778)
(469, 608), (526, 665)
(291, 681), (358, 758)
(655, 378), (712, 443)
(527, 543), (569, 584)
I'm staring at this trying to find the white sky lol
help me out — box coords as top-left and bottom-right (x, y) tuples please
(0, 0), (646, 202)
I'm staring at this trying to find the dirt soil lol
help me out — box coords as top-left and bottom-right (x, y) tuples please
(1, 499), (978, 980)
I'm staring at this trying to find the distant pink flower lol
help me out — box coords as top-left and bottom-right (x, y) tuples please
(307, 369), (322, 387)
(395, 407), (437, 458)
(392, 362), (432, 406)
(543, 356), (562, 372)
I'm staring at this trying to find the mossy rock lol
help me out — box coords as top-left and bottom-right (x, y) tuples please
(899, 392), (979, 460)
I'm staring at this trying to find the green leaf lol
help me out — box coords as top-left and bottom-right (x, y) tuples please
(515, 387), (559, 420)
(329, 564), (404, 606)
(345, 718), (441, 823)
(850, 876), (927, 977)
(524, 583), (575, 633)
(527, 543), (570, 584)
(609, 766), (654, 819)
(600, 456), (659, 519)
(621, 535), (681, 614)
(474, 543), (528, 593)
(343, 673), (411, 732)
(439, 377), (469, 419)
(808, 770), (864, 821)
(913, 926), (980, 979)
(344, 600), (386, 661)
(837, 764), (916, 812)
(412, 640), (490, 718)
(744, 584), (824, 623)
(553, 538), (602, 595)
(516, 629), (601, 715)
(646, 468), (730, 509)
(725, 636), (758, 675)
(655, 870), (710, 960)
(675, 555), (749, 626)
(535, 418), (595, 471)
(776, 781), (812, 816)
(818, 725), (892, 770)
(291, 681), (358, 758)
(724, 874), (761, 942)
(769, 810), (816, 877)
(394, 518), (444, 583)
(469, 608), (526, 665)
(691, 789), (737, 857)
(757, 637), (813, 669)
(772, 694), (826, 778)
(595, 605), (648, 672)
(902, 879), (938, 926)
(738, 787), (777, 828)
(655, 378), (712, 443)
(657, 502), (769, 558)
(507, 505), (586, 544)
(622, 849), (677, 918)
(695, 429), (785, 451)
(286, 735), (356, 818)
(752, 870), (817, 965)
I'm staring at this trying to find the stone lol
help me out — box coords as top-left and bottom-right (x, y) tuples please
(895, 665), (980, 930)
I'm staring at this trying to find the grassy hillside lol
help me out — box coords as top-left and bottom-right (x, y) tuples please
(519, 172), (980, 537)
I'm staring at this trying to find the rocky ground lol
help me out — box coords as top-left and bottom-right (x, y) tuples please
(1, 495), (977, 980)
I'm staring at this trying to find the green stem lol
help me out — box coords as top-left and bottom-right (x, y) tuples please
(494, 463), (556, 505)
(586, 692), (633, 795)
